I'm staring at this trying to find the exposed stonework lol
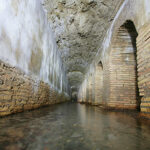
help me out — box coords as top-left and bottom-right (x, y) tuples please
(103, 21), (139, 110)
(43, 0), (124, 95)
(1, 0), (150, 119)
(78, 0), (150, 118)
(0, 0), (70, 96)
(0, 60), (69, 116)
(0, 0), (70, 116)
(137, 23), (150, 115)
(94, 62), (103, 105)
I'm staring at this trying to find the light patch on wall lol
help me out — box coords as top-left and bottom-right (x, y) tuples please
(101, 0), (128, 57)
(144, 0), (150, 20)
(29, 48), (43, 75)
(0, 0), (69, 95)
(11, 0), (19, 15)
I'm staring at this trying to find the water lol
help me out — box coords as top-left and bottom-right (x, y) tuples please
(0, 103), (150, 150)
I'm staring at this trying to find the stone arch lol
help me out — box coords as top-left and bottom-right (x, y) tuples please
(136, 22), (150, 114)
(108, 20), (140, 110)
(94, 61), (104, 105)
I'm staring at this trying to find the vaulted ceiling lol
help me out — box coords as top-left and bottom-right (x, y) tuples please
(43, 0), (124, 96)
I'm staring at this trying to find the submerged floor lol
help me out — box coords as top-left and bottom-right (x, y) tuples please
(0, 103), (150, 150)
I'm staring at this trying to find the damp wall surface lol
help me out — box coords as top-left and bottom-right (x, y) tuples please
(0, 0), (70, 116)
(78, 0), (150, 116)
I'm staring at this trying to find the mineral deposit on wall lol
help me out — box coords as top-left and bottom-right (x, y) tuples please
(43, 0), (124, 96)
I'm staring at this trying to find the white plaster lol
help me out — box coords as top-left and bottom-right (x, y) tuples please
(101, 0), (128, 57)
(0, 0), (69, 95)
(144, 0), (150, 20)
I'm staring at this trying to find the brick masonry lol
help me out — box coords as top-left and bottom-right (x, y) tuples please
(137, 22), (150, 114)
(93, 63), (103, 105)
(78, 21), (139, 110)
(0, 60), (70, 117)
(77, 0), (150, 119)
(106, 22), (138, 109)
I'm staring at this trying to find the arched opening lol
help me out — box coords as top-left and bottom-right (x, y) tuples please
(109, 20), (140, 110)
(136, 22), (150, 114)
(94, 61), (103, 105)
(72, 92), (77, 102)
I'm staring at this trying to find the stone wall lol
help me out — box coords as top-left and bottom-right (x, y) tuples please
(88, 74), (93, 104)
(105, 21), (138, 109)
(0, 60), (69, 117)
(0, 0), (70, 116)
(43, 0), (124, 96)
(0, 0), (70, 96)
(94, 63), (103, 105)
(137, 23), (150, 115)
(78, 64), (103, 106)
(77, 0), (150, 117)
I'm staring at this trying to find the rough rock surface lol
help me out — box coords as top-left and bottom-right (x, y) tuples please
(0, 60), (70, 116)
(43, 0), (124, 96)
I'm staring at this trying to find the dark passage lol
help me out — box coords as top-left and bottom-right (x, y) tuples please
(0, 103), (150, 150)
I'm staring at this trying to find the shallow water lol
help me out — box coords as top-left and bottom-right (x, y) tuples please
(0, 102), (150, 150)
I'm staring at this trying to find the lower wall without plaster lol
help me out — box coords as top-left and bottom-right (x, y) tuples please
(0, 60), (70, 116)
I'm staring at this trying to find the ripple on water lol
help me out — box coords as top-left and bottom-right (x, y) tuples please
(0, 103), (150, 150)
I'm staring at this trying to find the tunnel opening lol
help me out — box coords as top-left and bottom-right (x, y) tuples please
(71, 92), (78, 102)
(124, 20), (141, 110)
(94, 61), (103, 105)
(109, 20), (140, 110)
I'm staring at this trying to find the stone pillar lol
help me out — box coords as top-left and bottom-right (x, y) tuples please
(107, 21), (138, 110)
(88, 74), (93, 104)
(92, 72), (95, 105)
(137, 23), (150, 115)
(94, 63), (103, 105)
(102, 60), (110, 105)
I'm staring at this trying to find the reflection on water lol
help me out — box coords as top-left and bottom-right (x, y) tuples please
(0, 102), (150, 150)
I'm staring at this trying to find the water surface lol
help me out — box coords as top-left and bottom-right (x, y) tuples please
(0, 102), (150, 150)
